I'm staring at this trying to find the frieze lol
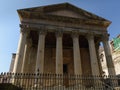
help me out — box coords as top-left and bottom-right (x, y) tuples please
(20, 23), (107, 37)
(21, 19), (107, 31)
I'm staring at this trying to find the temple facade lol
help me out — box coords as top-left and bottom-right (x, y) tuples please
(11, 3), (116, 76)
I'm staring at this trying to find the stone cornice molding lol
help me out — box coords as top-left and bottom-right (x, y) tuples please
(19, 11), (109, 27)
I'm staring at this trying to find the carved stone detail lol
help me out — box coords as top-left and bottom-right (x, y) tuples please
(55, 30), (63, 37)
(101, 33), (109, 41)
(39, 30), (47, 35)
(86, 32), (95, 40)
(20, 28), (28, 33)
(71, 31), (79, 38)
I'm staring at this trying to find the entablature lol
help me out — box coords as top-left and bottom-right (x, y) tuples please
(18, 10), (110, 28)
(20, 22), (108, 37)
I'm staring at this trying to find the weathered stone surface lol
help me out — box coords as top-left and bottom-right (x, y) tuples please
(11, 3), (115, 78)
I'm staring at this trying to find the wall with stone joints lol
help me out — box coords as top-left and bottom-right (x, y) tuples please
(80, 48), (92, 75)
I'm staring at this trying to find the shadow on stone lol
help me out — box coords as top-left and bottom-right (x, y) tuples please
(0, 83), (22, 90)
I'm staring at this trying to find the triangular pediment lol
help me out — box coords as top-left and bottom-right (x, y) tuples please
(46, 9), (87, 19)
(19, 3), (108, 20)
(18, 3), (111, 27)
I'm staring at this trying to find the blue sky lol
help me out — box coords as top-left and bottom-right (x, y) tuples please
(0, 0), (120, 73)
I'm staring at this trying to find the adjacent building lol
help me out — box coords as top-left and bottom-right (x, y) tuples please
(100, 34), (120, 75)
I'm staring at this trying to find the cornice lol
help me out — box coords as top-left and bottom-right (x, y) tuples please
(18, 11), (110, 28)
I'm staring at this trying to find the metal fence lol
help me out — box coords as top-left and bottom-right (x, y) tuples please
(0, 72), (120, 90)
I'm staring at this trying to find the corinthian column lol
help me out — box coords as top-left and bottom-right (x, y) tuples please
(21, 38), (32, 73)
(36, 30), (46, 73)
(102, 34), (116, 75)
(86, 33), (100, 75)
(72, 33), (82, 75)
(13, 29), (27, 73)
(56, 31), (63, 74)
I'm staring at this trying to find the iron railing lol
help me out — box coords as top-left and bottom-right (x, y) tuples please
(0, 72), (120, 90)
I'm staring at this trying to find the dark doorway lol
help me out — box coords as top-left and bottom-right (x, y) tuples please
(63, 64), (69, 87)
(63, 64), (68, 74)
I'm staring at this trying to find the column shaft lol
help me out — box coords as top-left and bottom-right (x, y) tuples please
(36, 31), (46, 73)
(56, 32), (63, 74)
(21, 44), (27, 73)
(13, 29), (27, 73)
(72, 34), (82, 75)
(102, 34), (116, 75)
(21, 38), (32, 73)
(87, 34), (100, 75)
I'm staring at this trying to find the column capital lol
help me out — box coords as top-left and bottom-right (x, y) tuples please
(101, 33), (109, 41)
(38, 30), (47, 35)
(86, 32), (94, 40)
(71, 31), (79, 38)
(20, 24), (29, 28)
(56, 30), (63, 37)
(20, 28), (28, 33)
